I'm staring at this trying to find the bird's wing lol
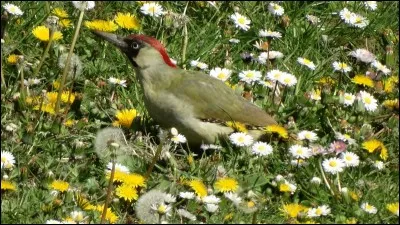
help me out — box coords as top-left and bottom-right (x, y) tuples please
(167, 69), (277, 127)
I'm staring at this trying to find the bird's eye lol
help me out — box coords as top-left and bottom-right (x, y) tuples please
(131, 42), (140, 49)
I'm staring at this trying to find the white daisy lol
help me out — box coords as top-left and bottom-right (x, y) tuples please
(5, 123), (18, 132)
(176, 209), (196, 221)
(70, 211), (85, 223)
(332, 61), (352, 72)
(359, 90), (378, 112)
(171, 134), (187, 144)
(140, 2), (164, 17)
(209, 67), (232, 82)
(267, 50), (284, 60)
(224, 192), (242, 205)
(339, 8), (353, 24)
(230, 12), (251, 31)
(373, 160), (384, 170)
(229, 38), (240, 44)
(310, 177), (322, 185)
(3, 3), (23, 16)
(341, 152), (360, 167)
(307, 205), (331, 217)
(179, 192), (195, 199)
(72, 1), (95, 11)
(290, 159), (309, 167)
(349, 49), (375, 63)
(297, 57), (316, 70)
(361, 202), (377, 214)
(229, 132), (254, 147)
(259, 29), (282, 39)
(306, 14), (320, 25)
(289, 145), (312, 159)
(350, 13), (369, 28)
(322, 157), (346, 174)
(343, 93), (356, 106)
(259, 79), (274, 89)
(297, 130), (318, 142)
(151, 202), (172, 216)
(268, 3), (284, 16)
(310, 89), (321, 101)
(200, 144), (222, 151)
(371, 60), (391, 75)
(108, 77), (127, 87)
(1, 151), (15, 169)
(364, 1), (377, 11)
(251, 142), (273, 156)
(238, 70), (262, 84)
(202, 195), (221, 204)
(190, 60), (208, 70)
(24, 78), (41, 86)
(266, 69), (285, 82)
(278, 72), (297, 87)
(106, 162), (130, 173)
(164, 194), (176, 203)
(205, 203), (219, 213)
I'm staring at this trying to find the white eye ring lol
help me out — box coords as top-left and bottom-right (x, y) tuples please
(131, 42), (140, 49)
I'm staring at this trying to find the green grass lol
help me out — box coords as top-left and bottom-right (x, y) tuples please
(1, 1), (399, 224)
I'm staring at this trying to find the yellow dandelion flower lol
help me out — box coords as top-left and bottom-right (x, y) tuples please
(1, 180), (16, 191)
(60, 19), (72, 28)
(317, 77), (336, 85)
(32, 25), (63, 42)
(281, 203), (307, 218)
(49, 180), (69, 192)
(214, 177), (239, 193)
(383, 76), (398, 93)
(112, 120), (121, 127)
(114, 12), (140, 30)
(226, 121), (248, 133)
(264, 124), (288, 139)
(92, 204), (118, 223)
(386, 202), (399, 216)
(64, 119), (75, 127)
(33, 103), (56, 114)
(224, 213), (234, 221)
(46, 92), (58, 104)
(362, 139), (388, 161)
(115, 109), (137, 128)
(382, 99), (399, 109)
(61, 91), (75, 104)
(122, 173), (146, 188)
(84, 20), (118, 32)
(75, 194), (93, 210)
(351, 75), (374, 87)
(188, 180), (208, 197)
(106, 170), (128, 183)
(53, 80), (60, 90)
(7, 54), (20, 64)
(349, 191), (359, 201)
(52, 8), (68, 18)
(279, 183), (291, 193)
(115, 184), (138, 201)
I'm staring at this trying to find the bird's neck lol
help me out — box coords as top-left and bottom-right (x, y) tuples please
(136, 64), (176, 91)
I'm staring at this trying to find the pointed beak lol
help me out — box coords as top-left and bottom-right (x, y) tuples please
(92, 30), (128, 51)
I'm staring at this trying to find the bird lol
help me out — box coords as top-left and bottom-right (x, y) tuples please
(93, 31), (277, 146)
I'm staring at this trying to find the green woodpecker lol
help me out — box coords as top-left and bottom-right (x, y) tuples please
(94, 31), (277, 146)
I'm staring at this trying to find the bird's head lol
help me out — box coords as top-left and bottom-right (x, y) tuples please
(93, 30), (176, 69)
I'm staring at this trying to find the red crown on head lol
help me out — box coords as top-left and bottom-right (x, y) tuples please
(128, 34), (177, 68)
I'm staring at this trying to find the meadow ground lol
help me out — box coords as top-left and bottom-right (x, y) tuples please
(1, 1), (399, 224)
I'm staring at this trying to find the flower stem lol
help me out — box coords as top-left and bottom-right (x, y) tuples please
(337, 172), (342, 193)
(144, 142), (164, 180)
(180, 2), (189, 68)
(101, 156), (115, 224)
(33, 28), (55, 77)
(319, 158), (335, 196)
(55, 9), (85, 114)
